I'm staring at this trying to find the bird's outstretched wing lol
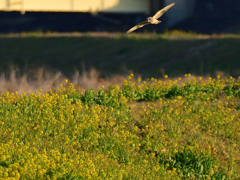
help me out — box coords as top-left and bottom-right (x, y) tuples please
(126, 21), (149, 34)
(153, 3), (175, 20)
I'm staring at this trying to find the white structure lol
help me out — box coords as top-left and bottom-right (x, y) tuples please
(0, 0), (196, 27)
(0, 0), (150, 14)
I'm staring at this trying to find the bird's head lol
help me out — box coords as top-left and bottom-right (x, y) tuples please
(147, 17), (152, 22)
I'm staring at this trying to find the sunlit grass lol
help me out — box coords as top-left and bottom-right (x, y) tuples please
(0, 74), (240, 179)
(1, 31), (240, 39)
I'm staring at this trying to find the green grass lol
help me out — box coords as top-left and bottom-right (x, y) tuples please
(0, 74), (240, 179)
(0, 31), (240, 78)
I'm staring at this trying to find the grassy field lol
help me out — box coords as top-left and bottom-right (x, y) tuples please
(0, 32), (240, 179)
(0, 74), (240, 179)
(0, 31), (240, 79)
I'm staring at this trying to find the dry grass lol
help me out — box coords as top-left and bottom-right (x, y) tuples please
(0, 66), (128, 94)
(0, 66), (228, 95)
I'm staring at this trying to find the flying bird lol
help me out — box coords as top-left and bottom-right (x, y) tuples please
(126, 3), (175, 34)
